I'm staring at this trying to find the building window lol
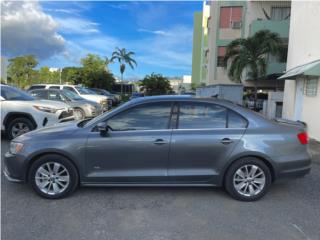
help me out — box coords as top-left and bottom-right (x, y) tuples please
(219, 6), (242, 28)
(217, 46), (227, 67)
(304, 79), (318, 97)
(271, 7), (291, 20)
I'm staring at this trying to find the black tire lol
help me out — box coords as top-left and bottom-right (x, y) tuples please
(224, 157), (272, 201)
(29, 154), (79, 199)
(7, 117), (35, 140)
(74, 108), (86, 120)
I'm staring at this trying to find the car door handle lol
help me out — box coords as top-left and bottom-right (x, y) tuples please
(153, 139), (168, 145)
(221, 138), (233, 145)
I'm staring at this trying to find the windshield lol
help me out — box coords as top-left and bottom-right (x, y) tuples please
(63, 90), (84, 100)
(75, 87), (94, 95)
(1, 86), (34, 101)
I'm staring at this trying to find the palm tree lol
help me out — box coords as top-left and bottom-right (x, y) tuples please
(224, 30), (282, 110)
(110, 48), (137, 94)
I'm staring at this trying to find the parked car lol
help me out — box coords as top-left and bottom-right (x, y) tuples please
(28, 84), (110, 111)
(89, 88), (120, 106)
(0, 85), (74, 139)
(4, 95), (311, 201)
(130, 92), (144, 99)
(28, 89), (102, 120)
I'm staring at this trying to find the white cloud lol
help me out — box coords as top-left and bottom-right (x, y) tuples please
(138, 28), (169, 36)
(55, 17), (100, 35)
(1, 1), (65, 59)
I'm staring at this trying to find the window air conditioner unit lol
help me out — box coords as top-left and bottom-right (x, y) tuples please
(231, 21), (242, 29)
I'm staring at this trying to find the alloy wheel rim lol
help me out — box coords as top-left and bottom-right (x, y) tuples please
(11, 123), (30, 138)
(35, 162), (70, 195)
(74, 109), (84, 120)
(233, 164), (266, 197)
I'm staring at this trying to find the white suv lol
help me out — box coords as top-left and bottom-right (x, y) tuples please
(1, 85), (74, 139)
(28, 84), (110, 111)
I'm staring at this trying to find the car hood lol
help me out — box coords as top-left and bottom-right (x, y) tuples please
(14, 121), (79, 142)
(80, 94), (107, 101)
(31, 99), (70, 109)
(70, 100), (101, 108)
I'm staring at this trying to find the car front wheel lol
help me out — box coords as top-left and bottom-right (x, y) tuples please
(29, 154), (78, 199)
(224, 158), (272, 201)
(7, 117), (34, 140)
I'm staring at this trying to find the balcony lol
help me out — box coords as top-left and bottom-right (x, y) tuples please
(250, 19), (290, 38)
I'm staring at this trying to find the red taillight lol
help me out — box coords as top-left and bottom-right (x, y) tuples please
(297, 132), (309, 145)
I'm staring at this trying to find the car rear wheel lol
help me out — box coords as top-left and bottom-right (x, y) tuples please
(7, 117), (35, 140)
(29, 154), (78, 199)
(224, 158), (272, 201)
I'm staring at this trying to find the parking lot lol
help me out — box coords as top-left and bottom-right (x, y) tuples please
(1, 139), (320, 240)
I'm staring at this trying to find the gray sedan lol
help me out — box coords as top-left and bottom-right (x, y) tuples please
(3, 95), (311, 201)
(28, 89), (102, 120)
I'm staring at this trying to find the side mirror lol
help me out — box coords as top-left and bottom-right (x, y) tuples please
(97, 122), (108, 136)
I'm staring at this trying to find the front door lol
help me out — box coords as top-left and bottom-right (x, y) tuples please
(85, 101), (174, 183)
(168, 101), (247, 183)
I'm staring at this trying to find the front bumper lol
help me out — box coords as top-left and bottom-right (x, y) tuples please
(3, 168), (23, 183)
(3, 152), (27, 183)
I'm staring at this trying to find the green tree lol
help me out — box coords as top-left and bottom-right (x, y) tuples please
(7, 55), (38, 88)
(34, 67), (60, 84)
(61, 67), (84, 85)
(224, 30), (282, 109)
(80, 54), (115, 89)
(139, 73), (172, 96)
(110, 48), (137, 93)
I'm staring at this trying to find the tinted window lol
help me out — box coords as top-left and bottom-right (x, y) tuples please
(49, 86), (60, 89)
(30, 90), (48, 99)
(48, 91), (65, 101)
(228, 110), (247, 128)
(28, 85), (45, 90)
(1, 86), (34, 101)
(178, 102), (227, 129)
(107, 102), (172, 131)
(63, 86), (77, 94)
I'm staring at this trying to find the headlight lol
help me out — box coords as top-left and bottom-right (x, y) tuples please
(33, 105), (59, 113)
(10, 142), (24, 154)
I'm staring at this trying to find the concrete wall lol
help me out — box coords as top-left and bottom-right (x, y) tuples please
(282, 1), (320, 140)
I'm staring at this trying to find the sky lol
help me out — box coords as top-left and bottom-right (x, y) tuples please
(1, 1), (203, 80)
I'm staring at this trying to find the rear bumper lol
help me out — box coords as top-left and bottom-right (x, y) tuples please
(275, 155), (312, 179)
(277, 165), (311, 179)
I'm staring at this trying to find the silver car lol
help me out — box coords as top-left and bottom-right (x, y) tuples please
(4, 95), (311, 201)
(28, 89), (102, 120)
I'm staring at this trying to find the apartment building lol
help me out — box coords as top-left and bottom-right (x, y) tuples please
(280, 1), (320, 141)
(192, 1), (291, 91)
(191, 2), (210, 85)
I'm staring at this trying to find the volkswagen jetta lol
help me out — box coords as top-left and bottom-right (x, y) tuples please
(3, 95), (311, 201)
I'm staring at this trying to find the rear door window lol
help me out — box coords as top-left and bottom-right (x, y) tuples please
(178, 102), (227, 129)
(227, 110), (248, 128)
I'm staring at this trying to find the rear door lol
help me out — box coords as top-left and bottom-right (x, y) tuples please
(168, 101), (247, 183)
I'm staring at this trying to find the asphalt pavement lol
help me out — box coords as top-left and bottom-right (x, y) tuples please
(1, 139), (320, 240)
